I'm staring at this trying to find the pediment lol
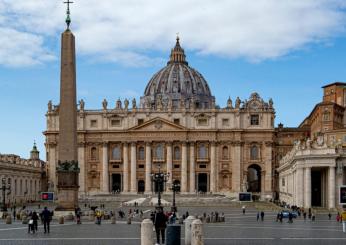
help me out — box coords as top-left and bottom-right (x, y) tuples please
(129, 117), (187, 131)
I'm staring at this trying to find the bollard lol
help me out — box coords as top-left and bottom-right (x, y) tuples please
(166, 224), (181, 245)
(141, 219), (153, 245)
(111, 216), (116, 224)
(191, 219), (203, 245)
(127, 216), (131, 224)
(59, 216), (64, 224)
(6, 215), (12, 224)
(184, 216), (196, 245)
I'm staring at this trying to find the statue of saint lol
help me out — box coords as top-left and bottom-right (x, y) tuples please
(124, 99), (129, 110)
(79, 99), (85, 111)
(235, 97), (241, 109)
(48, 100), (53, 112)
(227, 97), (233, 109)
(102, 99), (108, 110)
(132, 98), (137, 109)
(268, 98), (273, 109)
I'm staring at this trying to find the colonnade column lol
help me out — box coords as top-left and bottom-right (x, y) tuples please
(130, 142), (137, 193)
(102, 143), (109, 193)
(328, 166), (336, 209)
(78, 143), (85, 193)
(123, 143), (129, 192)
(210, 142), (216, 193)
(296, 167), (304, 207)
(166, 143), (173, 192)
(189, 142), (196, 193)
(145, 143), (152, 193)
(304, 167), (311, 208)
(181, 142), (188, 193)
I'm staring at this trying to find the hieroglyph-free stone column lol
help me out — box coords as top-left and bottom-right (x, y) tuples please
(328, 166), (336, 209)
(145, 143), (152, 193)
(130, 143), (137, 193)
(123, 143), (129, 192)
(210, 142), (216, 193)
(102, 143), (109, 193)
(166, 143), (173, 191)
(181, 142), (188, 193)
(232, 141), (242, 192)
(78, 144), (85, 193)
(304, 167), (311, 208)
(190, 142), (196, 193)
(296, 167), (304, 207)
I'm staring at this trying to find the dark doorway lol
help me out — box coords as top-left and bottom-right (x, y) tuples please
(112, 174), (121, 193)
(311, 171), (322, 207)
(198, 173), (208, 193)
(247, 164), (261, 192)
(138, 180), (145, 193)
(173, 180), (181, 193)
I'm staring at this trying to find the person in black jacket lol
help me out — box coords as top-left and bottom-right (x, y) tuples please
(32, 211), (39, 232)
(154, 207), (168, 245)
(41, 207), (52, 233)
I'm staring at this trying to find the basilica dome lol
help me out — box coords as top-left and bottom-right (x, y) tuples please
(140, 37), (215, 110)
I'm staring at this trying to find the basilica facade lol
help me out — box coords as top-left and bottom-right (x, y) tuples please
(44, 38), (275, 199)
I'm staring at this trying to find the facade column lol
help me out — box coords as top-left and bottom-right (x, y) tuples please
(304, 167), (311, 208)
(261, 171), (265, 195)
(145, 142), (152, 193)
(210, 142), (216, 193)
(102, 143), (109, 193)
(328, 166), (336, 209)
(166, 142), (173, 191)
(232, 141), (242, 192)
(78, 143), (85, 193)
(181, 142), (188, 193)
(296, 167), (304, 207)
(264, 142), (273, 193)
(130, 142), (137, 193)
(123, 143), (129, 192)
(189, 142), (196, 193)
(48, 144), (57, 192)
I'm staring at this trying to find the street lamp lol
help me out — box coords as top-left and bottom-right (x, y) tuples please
(1, 178), (11, 212)
(151, 164), (169, 209)
(171, 182), (180, 213)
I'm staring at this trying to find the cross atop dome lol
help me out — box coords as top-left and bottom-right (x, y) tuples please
(63, 0), (74, 29)
(168, 35), (188, 65)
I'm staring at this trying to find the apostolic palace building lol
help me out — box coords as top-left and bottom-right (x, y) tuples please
(44, 38), (276, 200)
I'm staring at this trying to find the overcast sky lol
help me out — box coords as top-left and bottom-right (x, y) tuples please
(0, 0), (346, 158)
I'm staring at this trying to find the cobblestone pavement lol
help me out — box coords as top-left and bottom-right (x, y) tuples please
(0, 207), (345, 245)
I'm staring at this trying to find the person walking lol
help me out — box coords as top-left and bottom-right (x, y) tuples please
(303, 211), (307, 221)
(242, 206), (246, 215)
(41, 207), (52, 234)
(154, 207), (168, 245)
(13, 209), (16, 221)
(32, 211), (39, 232)
(257, 212), (260, 222)
(341, 207), (346, 233)
(260, 211), (264, 221)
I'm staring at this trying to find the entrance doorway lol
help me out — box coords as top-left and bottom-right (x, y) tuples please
(138, 180), (145, 193)
(311, 171), (322, 206)
(111, 174), (121, 193)
(247, 164), (261, 192)
(173, 180), (181, 193)
(197, 173), (208, 193)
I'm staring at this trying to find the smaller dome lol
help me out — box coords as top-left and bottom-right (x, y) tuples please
(140, 37), (215, 110)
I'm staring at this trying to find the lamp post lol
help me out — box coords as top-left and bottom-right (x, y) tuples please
(171, 182), (180, 213)
(1, 178), (11, 212)
(151, 164), (169, 209)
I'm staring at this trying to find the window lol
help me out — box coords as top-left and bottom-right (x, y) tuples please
(323, 112), (330, 121)
(282, 178), (285, 187)
(250, 145), (259, 160)
(112, 146), (121, 160)
(14, 179), (17, 195)
(139, 164), (145, 169)
(222, 146), (229, 160)
(199, 164), (207, 168)
(90, 120), (98, 127)
(174, 164), (180, 169)
(90, 147), (98, 160)
(174, 146), (181, 160)
(111, 119), (121, 127)
(138, 119), (144, 125)
(197, 118), (208, 126)
(155, 144), (164, 160)
(198, 144), (208, 159)
(174, 118), (180, 125)
(112, 164), (120, 168)
(222, 119), (229, 126)
(138, 147), (145, 160)
(250, 115), (259, 125)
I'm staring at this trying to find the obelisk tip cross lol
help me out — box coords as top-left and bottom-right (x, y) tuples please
(63, 0), (74, 29)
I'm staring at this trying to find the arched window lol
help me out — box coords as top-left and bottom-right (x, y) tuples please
(198, 144), (207, 159)
(91, 147), (98, 160)
(138, 146), (145, 160)
(112, 146), (121, 160)
(250, 145), (259, 160)
(174, 146), (180, 160)
(222, 146), (229, 160)
(155, 144), (164, 160)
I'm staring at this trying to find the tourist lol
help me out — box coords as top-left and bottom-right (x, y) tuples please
(303, 211), (307, 221)
(341, 207), (346, 233)
(328, 213), (332, 220)
(154, 207), (168, 245)
(260, 211), (264, 221)
(41, 207), (52, 234)
(32, 211), (39, 232)
(257, 212), (260, 221)
(288, 212), (293, 223)
(337, 212), (340, 222)
(95, 210), (102, 225)
(75, 207), (82, 224)
(242, 206), (246, 215)
(13, 209), (16, 221)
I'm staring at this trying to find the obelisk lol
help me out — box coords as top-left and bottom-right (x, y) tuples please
(56, 1), (79, 211)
